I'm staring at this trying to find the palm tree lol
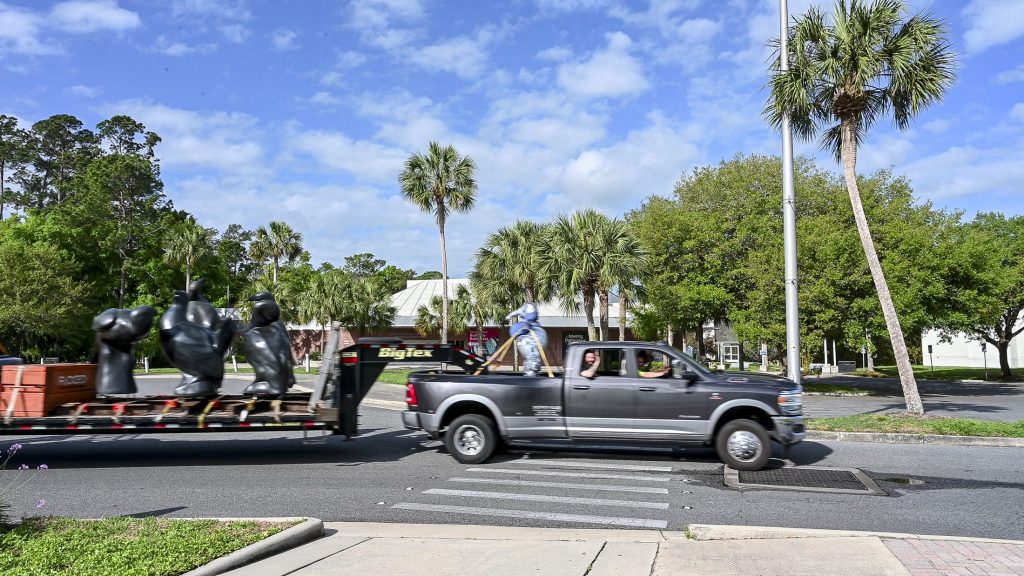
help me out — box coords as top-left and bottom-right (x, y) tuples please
(415, 287), (471, 339)
(765, 0), (955, 414)
(595, 218), (647, 341)
(539, 210), (608, 341)
(298, 269), (347, 354)
(473, 220), (554, 310)
(616, 281), (647, 342)
(338, 276), (396, 335)
(399, 142), (477, 344)
(164, 219), (215, 290)
(249, 221), (303, 284)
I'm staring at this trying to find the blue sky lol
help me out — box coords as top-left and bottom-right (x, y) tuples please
(2, 0), (1023, 276)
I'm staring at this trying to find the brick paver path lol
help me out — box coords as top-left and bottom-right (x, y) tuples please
(884, 538), (1024, 575)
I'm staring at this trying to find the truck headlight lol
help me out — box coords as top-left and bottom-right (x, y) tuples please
(777, 391), (803, 415)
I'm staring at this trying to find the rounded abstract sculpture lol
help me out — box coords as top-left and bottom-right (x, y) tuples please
(506, 303), (547, 377)
(243, 292), (295, 397)
(159, 284), (235, 397)
(92, 306), (157, 396)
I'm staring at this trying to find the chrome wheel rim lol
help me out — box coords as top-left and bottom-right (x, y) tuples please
(454, 424), (485, 456)
(726, 430), (762, 462)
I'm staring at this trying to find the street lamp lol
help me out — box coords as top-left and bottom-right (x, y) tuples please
(779, 0), (802, 384)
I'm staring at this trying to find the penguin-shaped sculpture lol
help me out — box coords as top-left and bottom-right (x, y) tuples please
(243, 292), (296, 396)
(92, 306), (157, 396)
(159, 290), (231, 397)
(185, 278), (217, 329)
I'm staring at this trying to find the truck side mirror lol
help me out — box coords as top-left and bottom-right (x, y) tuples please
(671, 359), (682, 378)
(673, 360), (698, 384)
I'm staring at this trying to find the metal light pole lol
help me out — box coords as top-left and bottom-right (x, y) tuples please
(780, 0), (802, 384)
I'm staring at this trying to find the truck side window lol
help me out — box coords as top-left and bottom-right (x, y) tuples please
(580, 349), (626, 378)
(636, 349), (671, 378)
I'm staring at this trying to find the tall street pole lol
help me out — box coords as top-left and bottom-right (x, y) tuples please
(780, 0), (802, 384)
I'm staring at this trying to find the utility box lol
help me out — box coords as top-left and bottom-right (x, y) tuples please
(837, 361), (857, 373)
(1, 364), (97, 417)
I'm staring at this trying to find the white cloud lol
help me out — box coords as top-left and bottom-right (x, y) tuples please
(1011, 104), (1024, 122)
(220, 23), (248, 43)
(286, 128), (409, 185)
(171, 0), (251, 21)
(557, 113), (701, 211)
(407, 26), (499, 79)
(535, 0), (611, 12)
(99, 100), (267, 176)
(0, 3), (57, 56)
(963, 0), (1024, 55)
(856, 134), (915, 174)
(338, 51), (366, 68)
(557, 31), (648, 97)
(997, 65), (1024, 84)
(271, 29), (297, 51)
(902, 144), (1024, 200)
(348, 0), (424, 50)
(49, 0), (140, 34)
(69, 84), (100, 97)
(308, 91), (341, 106)
(153, 36), (217, 56)
(536, 46), (571, 61)
(922, 119), (951, 134)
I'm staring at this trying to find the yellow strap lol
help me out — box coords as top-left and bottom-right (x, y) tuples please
(197, 397), (221, 428)
(473, 337), (516, 375)
(271, 399), (282, 423)
(528, 329), (555, 378)
(239, 398), (257, 422)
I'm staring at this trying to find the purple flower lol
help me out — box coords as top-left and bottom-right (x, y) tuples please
(36, 499), (46, 508)
(18, 464), (29, 470)
(38, 464), (48, 470)
(7, 443), (22, 454)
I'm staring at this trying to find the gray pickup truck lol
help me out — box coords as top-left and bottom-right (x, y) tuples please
(402, 341), (804, 470)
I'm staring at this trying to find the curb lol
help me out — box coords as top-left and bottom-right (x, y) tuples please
(686, 524), (1024, 545)
(805, 430), (1024, 447)
(181, 517), (324, 576)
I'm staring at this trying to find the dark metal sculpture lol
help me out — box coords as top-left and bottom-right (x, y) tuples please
(92, 306), (157, 396)
(243, 292), (295, 396)
(159, 279), (235, 397)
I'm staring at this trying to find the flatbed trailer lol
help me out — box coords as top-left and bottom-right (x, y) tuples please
(0, 337), (485, 438)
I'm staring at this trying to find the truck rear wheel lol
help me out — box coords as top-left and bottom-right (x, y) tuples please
(716, 419), (771, 471)
(444, 414), (497, 464)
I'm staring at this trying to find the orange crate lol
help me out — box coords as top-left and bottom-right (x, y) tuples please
(1, 364), (97, 417)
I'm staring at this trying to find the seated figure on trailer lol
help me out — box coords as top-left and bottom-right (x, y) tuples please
(505, 303), (547, 377)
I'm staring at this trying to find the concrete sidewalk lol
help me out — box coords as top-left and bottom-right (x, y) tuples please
(222, 523), (1024, 576)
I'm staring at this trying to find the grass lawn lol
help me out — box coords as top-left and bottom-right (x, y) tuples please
(860, 365), (1022, 382)
(0, 517), (296, 576)
(801, 382), (870, 396)
(377, 368), (415, 385)
(807, 413), (1024, 437)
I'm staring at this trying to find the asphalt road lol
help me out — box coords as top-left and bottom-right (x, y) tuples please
(4, 403), (1023, 540)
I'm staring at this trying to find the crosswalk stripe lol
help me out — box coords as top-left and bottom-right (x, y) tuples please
(448, 477), (669, 494)
(423, 488), (669, 509)
(466, 468), (670, 482)
(391, 503), (668, 529)
(512, 459), (673, 472)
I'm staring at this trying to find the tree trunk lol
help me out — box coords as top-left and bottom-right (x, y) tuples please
(272, 257), (279, 284)
(118, 259), (127, 308)
(738, 342), (745, 371)
(438, 214), (449, 345)
(618, 293), (627, 342)
(696, 324), (706, 360)
(598, 289), (609, 341)
(841, 119), (923, 414)
(997, 340), (1011, 378)
(583, 288), (596, 341)
(475, 318), (484, 357)
(185, 265), (191, 291)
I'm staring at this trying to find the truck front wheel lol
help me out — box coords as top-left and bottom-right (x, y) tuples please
(716, 419), (771, 471)
(444, 414), (497, 464)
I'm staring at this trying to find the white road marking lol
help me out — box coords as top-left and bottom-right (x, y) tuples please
(465, 468), (670, 482)
(423, 488), (669, 509)
(391, 503), (668, 529)
(448, 477), (669, 494)
(511, 459), (673, 472)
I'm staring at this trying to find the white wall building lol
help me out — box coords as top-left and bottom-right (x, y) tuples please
(921, 322), (1024, 369)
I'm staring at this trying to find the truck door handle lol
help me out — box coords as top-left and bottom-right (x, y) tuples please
(572, 384), (591, 390)
(639, 387), (657, 392)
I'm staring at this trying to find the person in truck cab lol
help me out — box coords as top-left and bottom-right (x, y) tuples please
(637, 350), (670, 378)
(580, 349), (601, 379)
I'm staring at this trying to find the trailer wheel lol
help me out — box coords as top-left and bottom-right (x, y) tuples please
(444, 414), (497, 464)
(716, 419), (771, 471)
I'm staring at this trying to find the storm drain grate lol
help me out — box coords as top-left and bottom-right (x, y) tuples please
(724, 465), (886, 495)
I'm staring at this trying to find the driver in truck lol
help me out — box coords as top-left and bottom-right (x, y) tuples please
(637, 350), (671, 378)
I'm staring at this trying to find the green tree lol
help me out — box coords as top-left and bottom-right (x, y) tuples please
(164, 218), (215, 289)
(97, 115), (161, 158)
(936, 214), (1024, 379)
(0, 115), (28, 220)
(375, 264), (416, 294)
(399, 141), (477, 344)
(338, 276), (397, 335)
(216, 224), (254, 306)
(343, 252), (386, 277)
(595, 218), (646, 341)
(298, 268), (348, 353)
(472, 220), (554, 310)
(249, 221), (303, 284)
(415, 285), (471, 339)
(414, 270), (442, 280)
(539, 209), (609, 341)
(766, 0), (955, 414)
(13, 114), (100, 211)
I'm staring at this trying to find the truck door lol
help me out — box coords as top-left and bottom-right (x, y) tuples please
(565, 348), (636, 439)
(632, 348), (709, 440)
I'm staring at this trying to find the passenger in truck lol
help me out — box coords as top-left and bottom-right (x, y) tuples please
(580, 350), (601, 379)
